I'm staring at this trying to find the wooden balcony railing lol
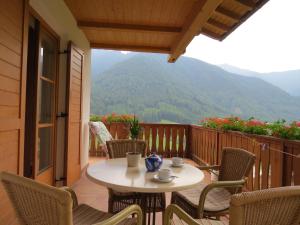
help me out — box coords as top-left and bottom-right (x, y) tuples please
(90, 122), (300, 190)
(103, 122), (190, 157)
(189, 125), (300, 191)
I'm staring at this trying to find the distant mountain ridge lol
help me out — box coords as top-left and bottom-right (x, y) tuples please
(91, 51), (300, 123)
(220, 64), (300, 96)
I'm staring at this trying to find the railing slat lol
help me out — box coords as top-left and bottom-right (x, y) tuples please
(253, 141), (261, 190)
(178, 127), (184, 157)
(269, 140), (283, 188)
(144, 125), (151, 154)
(260, 138), (270, 189)
(165, 127), (171, 157)
(158, 127), (164, 155)
(151, 126), (157, 153)
(171, 127), (178, 157)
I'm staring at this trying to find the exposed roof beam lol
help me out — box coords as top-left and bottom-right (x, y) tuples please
(215, 7), (241, 22)
(201, 28), (222, 40)
(207, 18), (231, 32)
(90, 43), (170, 54)
(78, 21), (182, 34)
(235, 0), (256, 10)
(168, 0), (223, 63)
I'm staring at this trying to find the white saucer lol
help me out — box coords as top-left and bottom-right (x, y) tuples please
(171, 163), (184, 168)
(153, 174), (175, 183)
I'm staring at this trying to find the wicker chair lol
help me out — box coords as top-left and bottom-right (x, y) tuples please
(171, 147), (256, 219)
(0, 171), (142, 225)
(106, 139), (146, 159)
(164, 186), (300, 225)
(106, 139), (166, 215)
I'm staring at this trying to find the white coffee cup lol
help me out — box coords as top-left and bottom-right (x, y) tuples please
(158, 169), (171, 180)
(172, 157), (183, 166)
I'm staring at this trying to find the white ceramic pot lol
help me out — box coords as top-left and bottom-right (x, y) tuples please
(126, 152), (141, 167)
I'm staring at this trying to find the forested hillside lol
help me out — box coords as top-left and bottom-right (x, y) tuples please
(91, 52), (300, 123)
(220, 64), (300, 96)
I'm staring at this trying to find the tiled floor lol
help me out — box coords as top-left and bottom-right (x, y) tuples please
(72, 157), (224, 225)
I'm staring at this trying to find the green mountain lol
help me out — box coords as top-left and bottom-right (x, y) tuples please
(220, 64), (300, 96)
(91, 53), (300, 124)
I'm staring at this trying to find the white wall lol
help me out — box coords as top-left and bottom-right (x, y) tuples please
(29, 0), (91, 179)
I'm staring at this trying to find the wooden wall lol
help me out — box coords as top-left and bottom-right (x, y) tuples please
(0, 0), (27, 224)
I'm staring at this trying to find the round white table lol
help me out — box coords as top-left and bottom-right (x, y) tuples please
(87, 158), (204, 225)
(87, 158), (204, 193)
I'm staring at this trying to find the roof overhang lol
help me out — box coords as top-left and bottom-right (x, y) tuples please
(64, 0), (269, 62)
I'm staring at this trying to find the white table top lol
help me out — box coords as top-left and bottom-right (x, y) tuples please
(86, 158), (204, 193)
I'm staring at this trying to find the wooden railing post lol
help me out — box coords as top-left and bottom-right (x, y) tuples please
(185, 125), (192, 159)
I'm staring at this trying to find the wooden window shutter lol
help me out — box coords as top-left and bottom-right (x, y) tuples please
(65, 42), (84, 186)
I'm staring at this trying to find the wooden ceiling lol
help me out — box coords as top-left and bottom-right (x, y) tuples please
(64, 0), (268, 62)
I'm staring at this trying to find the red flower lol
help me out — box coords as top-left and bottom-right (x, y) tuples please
(246, 119), (265, 127)
(296, 122), (300, 127)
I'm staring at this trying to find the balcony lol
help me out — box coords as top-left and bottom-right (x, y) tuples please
(80, 121), (300, 224)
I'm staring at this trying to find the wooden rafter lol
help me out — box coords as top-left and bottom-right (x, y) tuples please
(207, 18), (231, 32)
(215, 6), (241, 21)
(90, 43), (170, 54)
(168, 0), (223, 63)
(235, 0), (256, 10)
(78, 21), (182, 34)
(201, 28), (222, 40)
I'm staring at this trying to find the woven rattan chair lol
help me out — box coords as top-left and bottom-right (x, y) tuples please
(106, 139), (146, 159)
(0, 171), (142, 225)
(164, 186), (300, 225)
(106, 139), (166, 215)
(171, 147), (256, 219)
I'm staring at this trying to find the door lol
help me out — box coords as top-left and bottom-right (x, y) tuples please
(65, 42), (84, 186)
(34, 27), (58, 184)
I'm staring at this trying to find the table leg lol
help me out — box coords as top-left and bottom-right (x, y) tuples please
(141, 194), (147, 225)
(152, 193), (156, 225)
(139, 193), (163, 225)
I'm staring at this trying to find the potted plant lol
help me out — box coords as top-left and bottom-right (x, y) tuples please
(126, 116), (142, 167)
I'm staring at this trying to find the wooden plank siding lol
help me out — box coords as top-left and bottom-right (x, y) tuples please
(0, 0), (28, 224)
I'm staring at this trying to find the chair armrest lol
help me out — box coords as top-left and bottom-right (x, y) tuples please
(59, 186), (78, 208)
(198, 179), (246, 218)
(164, 204), (199, 225)
(95, 205), (142, 225)
(197, 165), (220, 171)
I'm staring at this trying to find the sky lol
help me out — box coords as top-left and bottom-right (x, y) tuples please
(184, 0), (300, 73)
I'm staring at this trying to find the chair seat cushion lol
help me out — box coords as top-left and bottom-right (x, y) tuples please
(195, 219), (228, 225)
(112, 190), (137, 196)
(175, 183), (231, 212)
(171, 217), (228, 225)
(73, 204), (136, 225)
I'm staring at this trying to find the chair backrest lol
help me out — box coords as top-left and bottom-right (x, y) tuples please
(106, 139), (146, 158)
(218, 147), (255, 182)
(229, 186), (300, 225)
(0, 171), (73, 225)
